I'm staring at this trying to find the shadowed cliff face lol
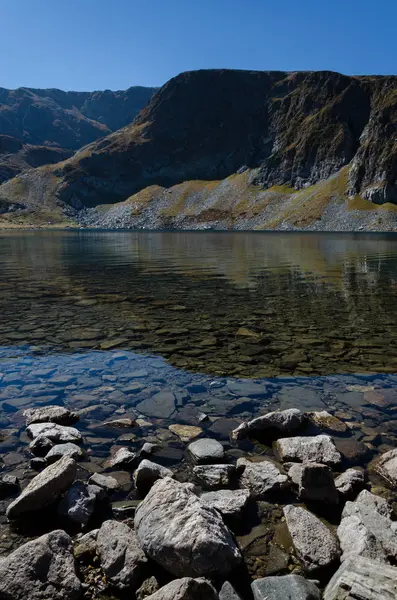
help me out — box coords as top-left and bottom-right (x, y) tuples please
(1, 69), (397, 221)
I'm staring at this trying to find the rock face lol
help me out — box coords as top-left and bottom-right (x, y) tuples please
(145, 577), (218, 600)
(97, 520), (148, 591)
(6, 455), (77, 518)
(274, 435), (341, 467)
(27, 423), (83, 444)
(231, 408), (304, 441)
(252, 574), (321, 600)
(237, 457), (289, 498)
(0, 529), (81, 599)
(337, 490), (397, 564)
(299, 462), (339, 504)
(324, 556), (397, 600)
(200, 489), (250, 517)
(24, 406), (78, 426)
(335, 468), (366, 499)
(135, 477), (242, 577)
(134, 459), (173, 494)
(187, 438), (225, 464)
(283, 505), (341, 573)
(374, 448), (397, 487)
(193, 464), (235, 489)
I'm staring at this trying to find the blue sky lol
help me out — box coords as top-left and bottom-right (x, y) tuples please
(2, 0), (397, 91)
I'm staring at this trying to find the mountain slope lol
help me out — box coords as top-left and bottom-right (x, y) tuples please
(1, 69), (397, 229)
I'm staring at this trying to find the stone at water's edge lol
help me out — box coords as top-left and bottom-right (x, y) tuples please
(45, 442), (85, 463)
(237, 457), (289, 498)
(230, 408), (304, 441)
(274, 435), (342, 467)
(374, 447), (397, 487)
(299, 462), (339, 504)
(104, 446), (137, 469)
(335, 468), (366, 499)
(0, 529), (81, 600)
(144, 577), (218, 600)
(27, 422), (83, 444)
(135, 477), (242, 577)
(323, 556), (397, 600)
(200, 489), (250, 517)
(58, 481), (104, 526)
(251, 574), (321, 600)
(337, 489), (397, 564)
(134, 459), (173, 494)
(193, 464), (235, 489)
(23, 406), (79, 426)
(187, 438), (225, 464)
(97, 520), (148, 591)
(283, 505), (341, 573)
(6, 455), (77, 518)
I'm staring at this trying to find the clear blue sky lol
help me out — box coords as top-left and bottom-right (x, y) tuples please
(1, 0), (397, 91)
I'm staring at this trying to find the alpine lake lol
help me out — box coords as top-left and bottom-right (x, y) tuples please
(2, 229), (397, 596)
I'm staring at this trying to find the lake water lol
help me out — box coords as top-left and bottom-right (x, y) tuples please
(1, 230), (397, 565)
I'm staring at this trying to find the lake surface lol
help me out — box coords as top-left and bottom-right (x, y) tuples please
(2, 230), (397, 559)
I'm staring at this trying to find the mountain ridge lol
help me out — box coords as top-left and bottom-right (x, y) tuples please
(1, 68), (397, 229)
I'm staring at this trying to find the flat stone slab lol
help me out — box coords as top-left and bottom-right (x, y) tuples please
(274, 435), (341, 467)
(6, 456), (77, 519)
(283, 505), (341, 573)
(23, 406), (78, 426)
(200, 489), (250, 517)
(231, 409), (304, 441)
(324, 556), (397, 600)
(252, 574), (321, 600)
(136, 391), (176, 419)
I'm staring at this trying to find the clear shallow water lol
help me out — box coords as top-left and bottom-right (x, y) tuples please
(2, 231), (397, 567)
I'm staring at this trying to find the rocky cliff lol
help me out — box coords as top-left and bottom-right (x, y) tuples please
(1, 69), (397, 229)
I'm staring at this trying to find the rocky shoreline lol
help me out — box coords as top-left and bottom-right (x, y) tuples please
(1, 403), (397, 599)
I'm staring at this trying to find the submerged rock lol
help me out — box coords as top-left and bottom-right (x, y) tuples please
(24, 406), (78, 426)
(193, 464), (235, 489)
(0, 529), (81, 599)
(169, 423), (203, 442)
(337, 489), (397, 564)
(27, 422), (83, 444)
(97, 520), (148, 591)
(237, 457), (289, 498)
(145, 577), (218, 600)
(231, 408), (304, 441)
(135, 477), (242, 577)
(324, 556), (397, 600)
(252, 574), (321, 600)
(274, 435), (341, 467)
(283, 505), (341, 573)
(6, 455), (77, 518)
(200, 488), (250, 517)
(187, 438), (225, 464)
(134, 459), (173, 494)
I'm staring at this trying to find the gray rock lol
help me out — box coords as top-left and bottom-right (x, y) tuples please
(6, 455), (77, 518)
(200, 489), (250, 517)
(97, 520), (148, 591)
(29, 435), (54, 456)
(237, 457), (289, 498)
(58, 481), (104, 526)
(193, 464), (234, 489)
(252, 574), (321, 600)
(136, 576), (160, 599)
(137, 391), (176, 419)
(135, 477), (242, 577)
(134, 459), (173, 494)
(141, 442), (159, 457)
(24, 406), (78, 426)
(337, 489), (397, 564)
(89, 472), (121, 492)
(0, 529), (81, 599)
(74, 529), (98, 561)
(45, 442), (85, 463)
(335, 468), (366, 499)
(0, 474), (19, 499)
(27, 422), (83, 444)
(231, 408), (304, 441)
(374, 448), (397, 487)
(285, 462), (303, 485)
(274, 435), (341, 467)
(308, 411), (347, 433)
(145, 577), (218, 600)
(104, 447), (137, 469)
(299, 463), (339, 504)
(219, 581), (242, 600)
(187, 438), (225, 464)
(324, 556), (397, 600)
(283, 505), (341, 573)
